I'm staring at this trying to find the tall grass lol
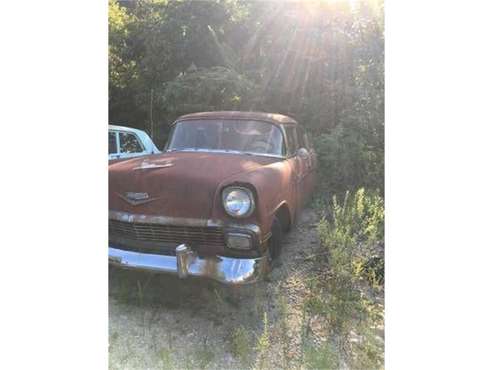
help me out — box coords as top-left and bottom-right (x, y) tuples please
(318, 188), (384, 287)
(306, 188), (384, 369)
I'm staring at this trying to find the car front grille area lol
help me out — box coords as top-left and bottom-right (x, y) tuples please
(109, 219), (225, 256)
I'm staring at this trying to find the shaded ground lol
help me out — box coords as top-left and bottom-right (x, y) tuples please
(109, 209), (337, 369)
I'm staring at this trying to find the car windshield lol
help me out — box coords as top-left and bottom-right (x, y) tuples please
(167, 119), (285, 156)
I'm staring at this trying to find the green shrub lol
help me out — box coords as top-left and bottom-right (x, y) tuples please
(314, 121), (384, 195)
(312, 188), (384, 369)
(230, 326), (250, 365)
(303, 341), (340, 370)
(318, 188), (384, 286)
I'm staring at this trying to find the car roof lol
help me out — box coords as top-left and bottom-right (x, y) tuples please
(109, 124), (147, 134)
(175, 111), (298, 125)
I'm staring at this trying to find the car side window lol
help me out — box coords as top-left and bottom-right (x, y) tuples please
(283, 125), (298, 155)
(119, 132), (143, 153)
(109, 131), (117, 154)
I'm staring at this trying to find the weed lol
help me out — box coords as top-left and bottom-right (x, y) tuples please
(196, 347), (214, 368)
(159, 348), (173, 370)
(277, 295), (290, 368)
(196, 338), (215, 369)
(312, 188), (384, 369)
(318, 188), (384, 286)
(351, 325), (384, 370)
(256, 312), (270, 353)
(303, 341), (340, 370)
(255, 311), (271, 369)
(136, 280), (144, 306)
(304, 290), (328, 316)
(213, 288), (226, 307)
(230, 326), (250, 364)
(183, 352), (194, 370)
(110, 331), (119, 343)
(115, 274), (131, 303)
(136, 274), (155, 306)
(109, 331), (119, 352)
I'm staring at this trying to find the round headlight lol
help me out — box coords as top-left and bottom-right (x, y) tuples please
(222, 187), (255, 217)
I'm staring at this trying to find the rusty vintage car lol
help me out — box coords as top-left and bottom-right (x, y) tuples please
(109, 111), (316, 284)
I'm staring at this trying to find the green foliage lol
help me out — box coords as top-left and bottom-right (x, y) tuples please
(158, 66), (256, 117)
(256, 311), (270, 352)
(109, 0), (136, 91)
(318, 188), (384, 285)
(196, 342), (215, 369)
(255, 311), (271, 369)
(310, 188), (384, 368)
(314, 118), (384, 193)
(303, 341), (340, 370)
(229, 326), (250, 364)
(159, 347), (174, 369)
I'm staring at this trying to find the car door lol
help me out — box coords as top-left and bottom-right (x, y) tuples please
(283, 124), (310, 213)
(118, 131), (146, 160)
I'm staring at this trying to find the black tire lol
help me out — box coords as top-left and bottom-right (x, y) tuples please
(268, 216), (283, 261)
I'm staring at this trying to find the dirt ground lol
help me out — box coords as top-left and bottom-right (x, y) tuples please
(108, 209), (330, 369)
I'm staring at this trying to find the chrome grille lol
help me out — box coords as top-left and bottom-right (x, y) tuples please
(109, 219), (225, 248)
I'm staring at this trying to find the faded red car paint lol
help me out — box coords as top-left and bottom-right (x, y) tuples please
(109, 111), (316, 264)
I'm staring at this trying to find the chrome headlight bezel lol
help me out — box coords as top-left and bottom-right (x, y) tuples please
(222, 186), (255, 218)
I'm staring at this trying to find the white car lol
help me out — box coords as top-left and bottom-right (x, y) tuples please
(109, 125), (160, 161)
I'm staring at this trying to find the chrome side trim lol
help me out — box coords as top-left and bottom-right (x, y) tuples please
(109, 246), (269, 285)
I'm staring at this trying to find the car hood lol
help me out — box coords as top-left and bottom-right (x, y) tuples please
(109, 151), (279, 219)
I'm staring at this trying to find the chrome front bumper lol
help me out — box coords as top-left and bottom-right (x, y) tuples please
(109, 244), (269, 285)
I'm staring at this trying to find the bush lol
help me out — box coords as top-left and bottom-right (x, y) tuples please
(318, 188), (384, 286)
(311, 188), (384, 368)
(314, 120), (384, 195)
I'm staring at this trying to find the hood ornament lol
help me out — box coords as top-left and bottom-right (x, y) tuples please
(119, 192), (156, 206)
(133, 160), (174, 170)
